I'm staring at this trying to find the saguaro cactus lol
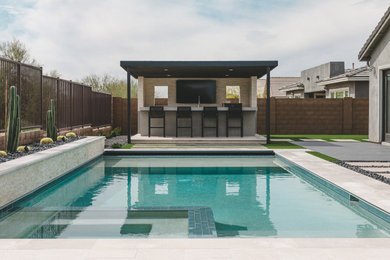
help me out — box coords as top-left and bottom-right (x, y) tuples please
(46, 99), (57, 141)
(6, 86), (21, 153)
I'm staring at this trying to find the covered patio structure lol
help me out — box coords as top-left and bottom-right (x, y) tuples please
(120, 61), (278, 144)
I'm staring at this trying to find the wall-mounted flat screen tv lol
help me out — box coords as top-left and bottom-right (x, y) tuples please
(176, 80), (216, 104)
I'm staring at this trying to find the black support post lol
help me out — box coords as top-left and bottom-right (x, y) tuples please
(266, 67), (271, 144)
(127, 68), (131, 144)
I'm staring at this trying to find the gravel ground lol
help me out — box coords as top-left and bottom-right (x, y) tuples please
(0, 136), (85, 164)
(104, 135), (128, 148)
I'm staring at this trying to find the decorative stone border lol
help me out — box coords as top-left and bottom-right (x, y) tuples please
(0, 136), (105, 209)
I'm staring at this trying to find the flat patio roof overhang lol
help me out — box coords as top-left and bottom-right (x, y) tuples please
(120, 60), (278, 78)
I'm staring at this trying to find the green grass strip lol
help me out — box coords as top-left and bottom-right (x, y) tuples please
(306, 151), (340, 162)
(269, 134), (368, 142)
(264, 141), (304, 149)
(121, 144), (134, 149)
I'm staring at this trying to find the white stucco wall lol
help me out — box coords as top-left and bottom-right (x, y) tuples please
(368, 26), (390, 142)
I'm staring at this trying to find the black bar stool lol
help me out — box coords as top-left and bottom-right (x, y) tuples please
(176, 106), (192, 137)
(202, 107), (218, 137)
(226, 103), (243, 137)
(148, 106), (165, 137)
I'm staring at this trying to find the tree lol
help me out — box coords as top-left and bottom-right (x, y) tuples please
(81, 73), (137, 98)
(0, 38), (41, 66)
(45, 70), (62, 78)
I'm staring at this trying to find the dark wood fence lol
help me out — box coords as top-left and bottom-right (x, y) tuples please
(113, 97), (368, 135)
(1, 57), (111, 131)
(257, 97), (368, 134)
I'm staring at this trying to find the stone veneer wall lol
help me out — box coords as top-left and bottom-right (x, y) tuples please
(0, 136), (105, 209)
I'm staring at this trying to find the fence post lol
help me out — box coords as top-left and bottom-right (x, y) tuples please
(56, 78), (59, 128)
(17, 63), (21, 96)
(40, 67), (43, 130)
(270, 97), (276, 134)
(70, 80), (73, 129)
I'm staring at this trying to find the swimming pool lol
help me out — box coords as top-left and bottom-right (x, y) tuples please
(1, 155), (390, 238)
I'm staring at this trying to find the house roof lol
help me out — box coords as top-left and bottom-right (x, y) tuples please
(120, 60), (278, 79)
(316, 66), (369, 86)
(359, 7), (390, 61)
(257, 77), (300, 97)
(279, 82), (304, 92)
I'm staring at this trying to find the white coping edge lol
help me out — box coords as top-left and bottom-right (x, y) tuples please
(274, 149), (390, 215)
(1, 238), (390, 259)
(0, 136), (105, 177)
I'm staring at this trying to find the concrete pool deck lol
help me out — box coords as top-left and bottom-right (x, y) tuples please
(2, 148), (390, 259)
(1, 238), (390, 259)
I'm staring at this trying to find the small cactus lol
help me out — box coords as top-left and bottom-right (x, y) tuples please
(17, 146), (30, 152)
(46, 99), (57, 141)
(0, 151), (7, 156)
(65, 132), (76, 138)
(40, 138), (54, 144)
(57, 136), (67, 142)
(6, 86), (21, 153)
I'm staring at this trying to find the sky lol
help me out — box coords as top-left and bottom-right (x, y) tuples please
(0, 0), (388, 81)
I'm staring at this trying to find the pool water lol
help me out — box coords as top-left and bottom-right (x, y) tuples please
(1, 155), (390, 238)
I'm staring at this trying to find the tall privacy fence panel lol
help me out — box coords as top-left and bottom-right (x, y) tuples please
(257, 97), (369, 135)
(1, 57), (111, 132)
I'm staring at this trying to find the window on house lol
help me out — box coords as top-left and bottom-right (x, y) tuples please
(336, 91), (344, 99)
(154, 86), (168, 106)
(331, 92), (335, 99)
(345, 91), (349, 97)
(226, 86), (240, 103)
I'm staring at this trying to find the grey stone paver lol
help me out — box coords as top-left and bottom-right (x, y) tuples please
(331, 139), (359, 142)
(292, 141), (390, 161)
(300, 139), (326, 142)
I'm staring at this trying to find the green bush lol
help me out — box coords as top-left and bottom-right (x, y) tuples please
(111, 143), (122, 149)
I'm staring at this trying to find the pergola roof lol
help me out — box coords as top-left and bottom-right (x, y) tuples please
(120, 60), (278, 79)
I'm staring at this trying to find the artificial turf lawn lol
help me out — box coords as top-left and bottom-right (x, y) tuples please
(269, 134), (368, 142)
(306, 151), (340, 162)
(121, 144), (134, 149)
(264, 141), (304, 149)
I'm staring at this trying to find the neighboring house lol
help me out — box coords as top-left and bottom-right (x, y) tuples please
(358, 6), (390, 143)
(279, 62), (367, 99)
(317, 66), (369, 99)
(278, 82), (304, 98)
(257, 77), (300, 98)
(301, 62), (345, 98)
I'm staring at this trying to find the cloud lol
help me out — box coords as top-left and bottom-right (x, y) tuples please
(0, 0), (388, 80)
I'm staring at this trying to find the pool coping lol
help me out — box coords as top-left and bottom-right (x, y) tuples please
(103, 149), (275, 156)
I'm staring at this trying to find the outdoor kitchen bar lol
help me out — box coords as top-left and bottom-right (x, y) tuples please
(120, 61), (278, 144)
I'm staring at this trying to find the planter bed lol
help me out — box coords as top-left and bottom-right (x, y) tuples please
(0, 136), (105, 209)
(0, 136), (86, 164)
